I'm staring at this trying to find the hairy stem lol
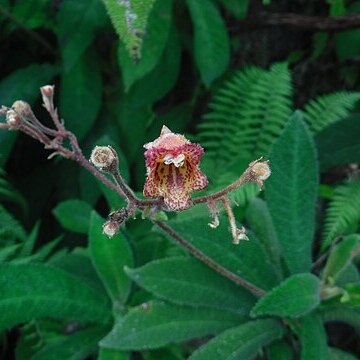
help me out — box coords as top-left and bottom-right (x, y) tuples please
(154, 220), (266, 297)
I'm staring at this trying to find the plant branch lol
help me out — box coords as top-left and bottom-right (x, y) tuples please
(154, 220), (266, 298)
(231, 13), (360, 32)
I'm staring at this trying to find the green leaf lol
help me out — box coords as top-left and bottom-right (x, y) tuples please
(321, 179), (360, 252)
(245, 198), (282, 277)
(186, 0), (230, 86)
(0, 243), (21, 263)
(163, 215), (280, 290)
(320, 304), (360, 334)
(251, 273), (321, 318)
(58, 0), (107, 71)
(316, 114), (360, 172)
(89, 211), (134, 304)
(59, 49), (102, 140)
(267, 340), (294, 360)
(330, 347), (359, 360)
(265, 111), (319, 274)
(100, 301), (244, 350)
(0, 204), (26, 244)
(98, 349), (130, 360)
(0, 263), (111, 331)
(53, 199), (92, 234)
(126, 256), (255, 314)
(0, 168), (27, 211)
(103, 0), (156, 60)
(303, 91), (360, 133)
(218, 0), (249, 19)
(118, 0), (172, 90)
(297, 314), (330, 360)
(31, 326), (109, 360)
(188, 319), (284, 360)
(0, 63), (57, 166)
(323, 234), (360, 283)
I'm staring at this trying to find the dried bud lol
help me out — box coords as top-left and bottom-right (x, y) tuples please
(40, 85), (54, 111)
(102, 221), (120, 238)
(6, 109), (21, 128)
(234, 226), (249, 245)
(109, 208), (129, 225)
(90, 145), (118, 171)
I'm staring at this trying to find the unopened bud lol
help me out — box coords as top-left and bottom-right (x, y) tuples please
(40, 85), (54, 110)
(102, 221), (120, 238)
(90, 145), (118, 171)
(6, 109), (20, 128)
(251, 161), (271, 181)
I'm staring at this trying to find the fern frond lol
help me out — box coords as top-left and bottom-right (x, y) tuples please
(321, 179), (360, 251)
(304, 91), (360, 133)
(0, 205), (26, 245)
(102, 0), (155, 60)
(197, 62), (293, 174)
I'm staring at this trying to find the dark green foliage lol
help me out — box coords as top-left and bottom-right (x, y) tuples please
(1, 0), (360, 359)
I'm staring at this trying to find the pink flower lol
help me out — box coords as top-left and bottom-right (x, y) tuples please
(143, 126), (208, 211)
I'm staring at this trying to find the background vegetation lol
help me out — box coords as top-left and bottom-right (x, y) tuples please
(0, 0), (360, 359)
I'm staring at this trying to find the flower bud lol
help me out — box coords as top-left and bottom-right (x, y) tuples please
(90, 145), (118, 171)
(40, 85), (54, 111)
(251, 161), (271, 181)
(102, 221), (120, 238)
(6, 109), (20, 128)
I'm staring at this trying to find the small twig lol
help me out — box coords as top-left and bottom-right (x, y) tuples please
(154, 220), (266, 297)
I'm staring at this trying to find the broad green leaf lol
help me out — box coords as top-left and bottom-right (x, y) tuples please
(265, 111), (319, 274)
(58, 0), (107, 71)
(0, 263), (111, 331)
(163, 215), (280, 290)
(0, 63), (57, 166)
(330, 347), (359, 360)
(100, 301), (244, 350)
(53, 199), (92, 234)
(89, 212), (134, 304)
(245, 198), (282, 277)
(31, 326), (109, 360)
(103, 0), (156, 60)
(316, 115), (360, 172)
(98, 349), (130, 360)
(323, 234), (360, 283)
(118, 0), (172, 90)
(126, 256), (255, 314)
(267, 340), (294, 360)
(60, 49), (102, 140)
(251, 273), (321, 318)
(297, 315), (330, 360)
(189, 319), (284, 360)
(186, 0), (230, 86)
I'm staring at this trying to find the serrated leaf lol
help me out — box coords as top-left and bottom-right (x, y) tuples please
(186, 0), (230, 86)
(58, 0), (107, 71)
(53, 199), (92, 234)
(126, 256), (255, 314)
(103, 0), (156, 60)
(323, 234), (360, 283)
(316, 114), (360, 172)
(0, 263), (111, 331)
(0, 204), (26, 244)
(297, 314), (330, 360)
(98, 349), (130, 360)
(89, 211), (134, 304)
(265, 111), (318, 274)
(189, 319), (284, 360)
(251, 273), (321, 318)
(162, 215), (280, 291)
(0, 63), (57, 166)
(321, 179), (360, 252)
(59, 50), (102, 140)
(118, 0), (172, 89)
(100, 301), (244, 350)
